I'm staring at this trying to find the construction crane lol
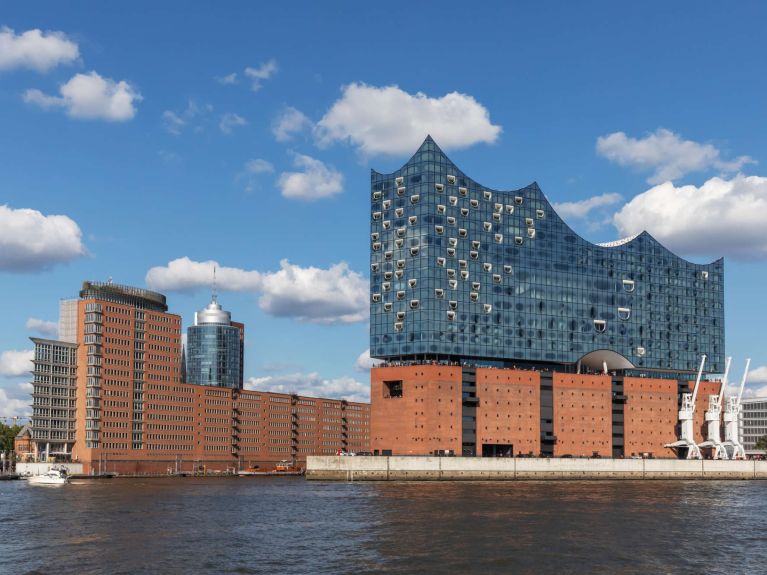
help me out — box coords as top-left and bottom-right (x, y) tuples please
(665, 354), (706, 459)
(698, 356), (731, 459)
(723, 358), (751, 460)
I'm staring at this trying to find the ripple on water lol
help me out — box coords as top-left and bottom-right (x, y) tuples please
(1, 478), (766, 574)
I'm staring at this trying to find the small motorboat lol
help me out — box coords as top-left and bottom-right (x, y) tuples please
(27, 467), (70, 485)
(238, 460), (304, 477)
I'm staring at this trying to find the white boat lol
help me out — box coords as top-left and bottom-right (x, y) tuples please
(27, 467), (70, 485)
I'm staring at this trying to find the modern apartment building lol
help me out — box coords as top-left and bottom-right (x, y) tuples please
(186, 295), (244, 389)
(29, 337), (77, 459)
(740, 397), (767, 451)
(369, 137), (726, 458)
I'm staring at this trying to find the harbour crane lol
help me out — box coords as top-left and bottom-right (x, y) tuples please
(698, 356), (731, 459)
(723, 358), (751, 460)
(665, 354), (706, 459)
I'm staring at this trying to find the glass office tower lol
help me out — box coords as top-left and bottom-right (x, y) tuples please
(186, 296), (243, 389)
(369, 137), (724, 375)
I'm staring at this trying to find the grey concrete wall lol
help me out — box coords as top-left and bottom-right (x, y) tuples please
(306, 456), (767, 481)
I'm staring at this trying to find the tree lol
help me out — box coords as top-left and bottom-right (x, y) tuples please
(756, 435), (767, 450)
(0, 423), (23, 453)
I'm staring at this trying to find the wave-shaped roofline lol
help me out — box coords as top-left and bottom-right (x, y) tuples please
(371, 136), (723, 268)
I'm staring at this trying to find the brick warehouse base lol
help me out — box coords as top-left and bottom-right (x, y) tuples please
(371, 365), (722, 458)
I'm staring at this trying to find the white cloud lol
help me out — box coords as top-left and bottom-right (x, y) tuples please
(244, 59), (278, 91)
(162, 100), (212, 135)
(0, 27), (79, 72)
(258, 260), (368, 324)
(0, 350), (33, 378)
(272, 107), (313, 142)
(277, 153), (343, 201)
(0, 388), (31, 417)
(24, 71), (142, 121)
(596, 128), (754, 184)
(553, 193), (622, 220)
(146, 257), (262, 292)
(145, 257), (368, 324)
(25, 318), (58, 337)
(0, 204), (85, 271)
(162, 111), (185, 134)
(315, 83), (502, 156)
(244, 159), (274, 174)
(613, 174), (767, 259)
(216, 72), (238, 85)
(354, 349), (382, 372)
(245, 372), (369, 403)
(219, 112), (247, 134)
(748, 366), (767, 384)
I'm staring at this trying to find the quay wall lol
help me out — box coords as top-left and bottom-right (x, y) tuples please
(16, 462), (84, 476)
(306, 456), (767, 481)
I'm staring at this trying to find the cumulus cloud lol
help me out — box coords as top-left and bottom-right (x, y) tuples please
(272, 106), (313, 142)
(245, 372), (369, 403)
(145, 257), (368, 324)
(748, 366), (767, 385)
(553, 193), (622, 220)
(0, 350), (33, 378)
(354, 349), (382, 372)
(0, 388), (31, 417)
(0, 27), (79, 72)
(613, 174), (767, 259)
(25, 318), (58, 337)
(0, 205), (85, 271)
(596, 128), (754, 184)
(219, 112), (247, 134)
(244, 59), (278, 91)
(24, 71), (142, 121)
(258, 260), (368, 324)
(146, 257), (262, 292)
(315, 83), (501, 156)
(277, 153), (343, 201)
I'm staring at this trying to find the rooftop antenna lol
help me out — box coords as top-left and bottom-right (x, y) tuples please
(212, 266), (218, 303)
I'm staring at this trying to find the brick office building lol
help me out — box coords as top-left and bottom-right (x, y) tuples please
(29, 281), (370, 474)
(368, 138), (726, 458)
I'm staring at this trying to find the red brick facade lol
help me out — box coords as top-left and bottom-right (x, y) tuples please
(371, 365), (726, 459)
(623, 377), (678, 457)
(552, 374), (612, 457)
(371, 365), (462, 455)
(476, 369), (540, 456)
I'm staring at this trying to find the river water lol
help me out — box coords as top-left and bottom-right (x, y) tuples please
(1, 478), (765, 574)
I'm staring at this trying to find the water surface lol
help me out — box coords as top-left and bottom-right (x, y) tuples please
(1, 478), (765, 574)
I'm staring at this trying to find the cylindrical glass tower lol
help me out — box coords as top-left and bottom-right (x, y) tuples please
(186, 297), (242, 388)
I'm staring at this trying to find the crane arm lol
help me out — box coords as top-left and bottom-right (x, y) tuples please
(690, 354), (707, 409)
(718, 356), (732, 403)
(736, 358), (752, 408)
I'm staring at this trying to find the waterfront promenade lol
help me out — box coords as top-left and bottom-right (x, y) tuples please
(307, 455), (767, 481)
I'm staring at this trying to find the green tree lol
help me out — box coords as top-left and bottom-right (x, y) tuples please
(0, 423), (23, 453)
(756, 435), (767, 450)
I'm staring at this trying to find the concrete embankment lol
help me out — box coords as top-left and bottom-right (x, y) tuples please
(306, 456), (767, 481)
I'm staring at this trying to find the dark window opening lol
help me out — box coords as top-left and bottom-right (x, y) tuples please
(384, 380), (403, 398)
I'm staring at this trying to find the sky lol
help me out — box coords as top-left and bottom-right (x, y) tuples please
(2, 1), (767, 417)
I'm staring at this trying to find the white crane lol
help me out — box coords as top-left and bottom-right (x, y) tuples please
(698, 356), (731, 459)
(723, 358), (751, 460)
(665, 354), (707, 459)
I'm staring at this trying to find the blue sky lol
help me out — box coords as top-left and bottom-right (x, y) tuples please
(2, 1), (767, 416)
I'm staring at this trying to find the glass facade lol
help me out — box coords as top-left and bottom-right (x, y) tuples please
(369, 137), (724, 374)
(186, 298), (243, 389)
